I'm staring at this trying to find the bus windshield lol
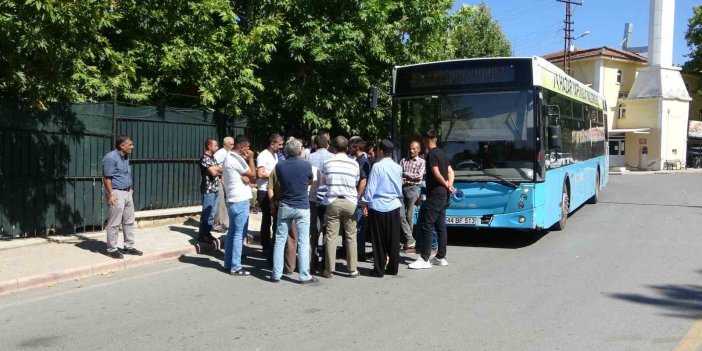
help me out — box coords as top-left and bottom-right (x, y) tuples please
(439, 90), (536, 182)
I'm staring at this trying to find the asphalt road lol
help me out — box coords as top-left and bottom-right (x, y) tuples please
(2, 173), (702, 351)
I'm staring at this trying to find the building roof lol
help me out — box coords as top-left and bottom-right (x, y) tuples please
(541, 46), (648, 64)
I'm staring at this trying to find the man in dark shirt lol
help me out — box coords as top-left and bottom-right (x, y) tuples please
(271, 137), (319, 284)
(350, 137), (371, 260)
(409, 129), (455, 269)
(198, 138), (221, 243)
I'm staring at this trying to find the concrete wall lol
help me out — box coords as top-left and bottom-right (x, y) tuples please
(603, 61), (644, 130)
(661, 100), (690, 165)
(622, 99), (660, 169)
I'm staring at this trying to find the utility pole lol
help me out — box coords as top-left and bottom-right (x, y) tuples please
(557, 0), (582, 75)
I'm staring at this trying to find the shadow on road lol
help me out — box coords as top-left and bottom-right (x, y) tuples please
(447, 228), (547, 249)
(608, 274), (702, 319)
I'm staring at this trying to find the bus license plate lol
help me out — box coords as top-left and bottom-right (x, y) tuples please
(445, 216), (477, 225)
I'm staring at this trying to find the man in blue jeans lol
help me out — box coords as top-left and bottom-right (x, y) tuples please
(198, 138), (221, 243)
(271, 137), (319, 284)
(222, 135), (256, 276)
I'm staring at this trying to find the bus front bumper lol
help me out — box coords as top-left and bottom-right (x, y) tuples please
(445, 207), (539, 230)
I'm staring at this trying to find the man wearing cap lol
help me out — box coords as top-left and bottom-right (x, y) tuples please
(362, 139), (403, 277)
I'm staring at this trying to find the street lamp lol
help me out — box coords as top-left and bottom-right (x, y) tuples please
(570, 30), (591, 52)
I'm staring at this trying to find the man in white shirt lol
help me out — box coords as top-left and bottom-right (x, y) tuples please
(256, 134), (284, 254)
(222, 135), (256, 276)
(320, 136), (360, 278)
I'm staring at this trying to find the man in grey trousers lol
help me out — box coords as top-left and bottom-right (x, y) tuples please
(102, 135), (143, 259)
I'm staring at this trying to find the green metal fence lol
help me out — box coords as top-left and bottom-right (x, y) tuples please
(0, 101), (247, 239)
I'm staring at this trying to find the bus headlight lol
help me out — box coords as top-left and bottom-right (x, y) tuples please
(518, 216), (526, 224)
(517, 202), (524, 209)
(520, 193), (528, 200)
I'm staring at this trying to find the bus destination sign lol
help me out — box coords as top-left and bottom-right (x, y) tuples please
(409, 65), (516, 89)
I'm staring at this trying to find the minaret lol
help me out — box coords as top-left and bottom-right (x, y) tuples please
(626, 0), (690, 170)
(628, 0), (689, 99)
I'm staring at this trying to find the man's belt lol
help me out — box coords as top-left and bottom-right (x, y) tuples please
(114, 187), (132, 191)
(403, 183), (419, 187)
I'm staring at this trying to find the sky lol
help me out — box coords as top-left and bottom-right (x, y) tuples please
(452, 0), (698, 66)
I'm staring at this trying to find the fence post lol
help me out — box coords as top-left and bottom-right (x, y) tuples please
(111, 90), (117, 147)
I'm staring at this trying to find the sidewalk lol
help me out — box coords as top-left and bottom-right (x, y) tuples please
(609, 167), (702, 175)
(0, 212), (262, 295)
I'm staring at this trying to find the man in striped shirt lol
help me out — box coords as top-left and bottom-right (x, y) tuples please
(399, 140), (424, 251)
(320, 136), (360, 278)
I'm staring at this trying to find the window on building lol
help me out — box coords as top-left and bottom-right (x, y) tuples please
(618, 103), (626, 119)
(698, 109), (702, 120)
(616, 70), (622, 84)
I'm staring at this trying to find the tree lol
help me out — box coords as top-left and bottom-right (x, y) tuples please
(0, 0), (511, 142)
(242, 0), (454, 143)
(0, 0), (120, 105)
(448, 2), (511, 59)
(103, 0), (281, 115)
(684, 5), (702, 74)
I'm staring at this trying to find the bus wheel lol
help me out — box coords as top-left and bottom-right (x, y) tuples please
(587, 172), (600, 204)
(552, 184), (569, 231)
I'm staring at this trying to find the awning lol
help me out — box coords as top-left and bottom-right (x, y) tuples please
(609, 128), (652, 134)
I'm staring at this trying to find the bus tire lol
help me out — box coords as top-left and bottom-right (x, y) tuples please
(551, 182), (569, 231)
(587, 171), (600, 204)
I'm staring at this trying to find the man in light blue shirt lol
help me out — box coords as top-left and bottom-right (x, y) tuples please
(361, 139), (403, 277)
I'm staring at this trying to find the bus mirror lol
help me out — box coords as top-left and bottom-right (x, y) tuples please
(546, 105), (560, 117)
(548, 125), (562, 149)
(368, 86), (379, 109)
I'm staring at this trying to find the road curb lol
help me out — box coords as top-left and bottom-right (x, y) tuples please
(0, 241), (220, 296)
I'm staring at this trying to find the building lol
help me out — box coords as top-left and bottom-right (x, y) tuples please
(542, 0), (697, 170)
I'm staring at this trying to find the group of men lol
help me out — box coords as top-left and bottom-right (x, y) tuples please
(101, 128), (455, 284)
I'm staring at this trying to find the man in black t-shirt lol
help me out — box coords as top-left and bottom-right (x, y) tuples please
(409, 129), (455, 269)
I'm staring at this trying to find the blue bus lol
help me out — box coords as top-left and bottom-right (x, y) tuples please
(392, 57), (608, 230)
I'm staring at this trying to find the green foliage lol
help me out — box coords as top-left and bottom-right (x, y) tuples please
(0, 0), (120, 104)
(684, 5), (702, 74)
(449, 2), (511, 59)
(0, 0), (511, 142)
(245, 0), (454, 143)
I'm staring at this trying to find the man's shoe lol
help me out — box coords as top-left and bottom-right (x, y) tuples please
(299, 277), (320, 285)
(122, 247), (143, 256)
(108, 250), (123, 259)
(408, 257), (432, 269)
(404, 247), (417, 254)
(269, 276), (280, 283)
(430, 257), (449, 267)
